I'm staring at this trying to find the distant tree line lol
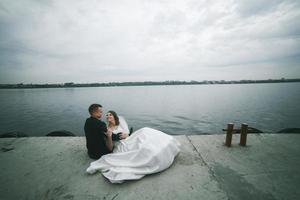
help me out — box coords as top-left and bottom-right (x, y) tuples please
(0, 78), (300, 89)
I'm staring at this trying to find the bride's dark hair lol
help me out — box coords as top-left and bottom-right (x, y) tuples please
(108, 110), (120, 126)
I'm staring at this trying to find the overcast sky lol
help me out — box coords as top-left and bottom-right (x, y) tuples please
(0, 0), (299, 84)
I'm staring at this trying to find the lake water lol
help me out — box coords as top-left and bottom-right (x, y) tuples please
(0, 82), (299, 136)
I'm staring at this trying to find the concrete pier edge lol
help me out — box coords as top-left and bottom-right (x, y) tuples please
(1, 133), (299, 200)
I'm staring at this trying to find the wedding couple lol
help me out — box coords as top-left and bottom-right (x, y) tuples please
(84, 104), (181, 183)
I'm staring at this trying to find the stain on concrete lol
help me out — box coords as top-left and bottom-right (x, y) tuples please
(63, 194), (74, 199)
(211, 163), (275, 200)
(41, 184), (68, 200)
(174, 151), (203, 166)
(1, 146), (14, 152)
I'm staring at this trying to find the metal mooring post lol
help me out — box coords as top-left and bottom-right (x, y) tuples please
(240, 123), (248, 146)
(225, 123), (234, 147)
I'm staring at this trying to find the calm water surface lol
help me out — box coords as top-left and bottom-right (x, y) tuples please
(0, 83), (299, 136)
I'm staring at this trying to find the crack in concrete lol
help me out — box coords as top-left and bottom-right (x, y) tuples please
(185, 135), (208, 166)
(185, 135), (220, 180)
(111, 193), (119, 200)
(185, 135), (231, 199)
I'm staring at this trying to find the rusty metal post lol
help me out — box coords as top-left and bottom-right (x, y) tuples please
(225, 123), (234, 147)
(240, 123), (248, 146)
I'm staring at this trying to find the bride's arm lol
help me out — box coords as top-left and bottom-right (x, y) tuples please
(104, 128), (113, 152)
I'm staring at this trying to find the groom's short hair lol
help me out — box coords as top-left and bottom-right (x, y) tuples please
(88, 104), (102, 114)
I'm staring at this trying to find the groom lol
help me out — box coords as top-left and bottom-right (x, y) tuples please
(84, 104), (113, 159)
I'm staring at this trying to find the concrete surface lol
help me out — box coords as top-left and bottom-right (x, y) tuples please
(0, 134), (299, 200)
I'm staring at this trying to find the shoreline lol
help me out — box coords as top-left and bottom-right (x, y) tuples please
(3, 132), (300, 137)
(1, 129), (300, 138)
(1, 131), (300, 138)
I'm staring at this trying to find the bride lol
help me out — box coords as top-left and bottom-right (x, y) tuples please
(86, 110), (181, 183)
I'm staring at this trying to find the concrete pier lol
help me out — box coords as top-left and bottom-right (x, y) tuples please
(1, 133), (300, 200)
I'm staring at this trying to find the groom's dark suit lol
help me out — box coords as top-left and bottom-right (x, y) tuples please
(84, 116), (110, 159)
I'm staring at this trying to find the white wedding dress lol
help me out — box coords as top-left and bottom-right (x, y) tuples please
(86, 116), (181, 183)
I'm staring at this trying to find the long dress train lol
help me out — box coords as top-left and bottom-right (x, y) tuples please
(86, 120), (181, 183)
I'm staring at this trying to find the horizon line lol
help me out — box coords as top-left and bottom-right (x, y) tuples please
(1, 77), (300, 85)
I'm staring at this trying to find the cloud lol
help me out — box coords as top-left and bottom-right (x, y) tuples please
(0, 0), (299, 83)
